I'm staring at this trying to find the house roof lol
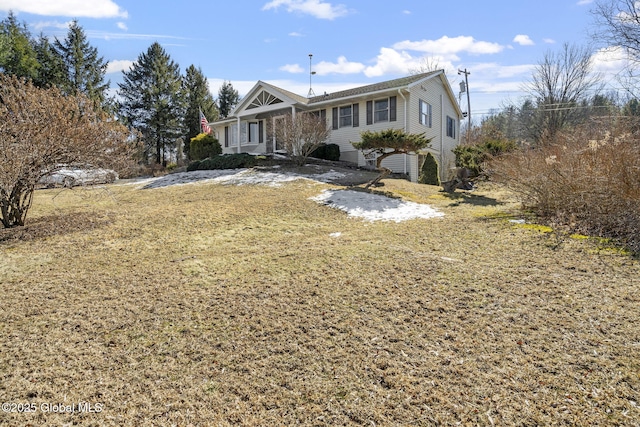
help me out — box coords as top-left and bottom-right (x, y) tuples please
(307, 71), (441, 104)
(211, 69), (462, 124)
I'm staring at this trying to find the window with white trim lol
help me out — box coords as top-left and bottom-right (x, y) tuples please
(446, 116), (456, 138)
(249, 122), (259, 143)
(339, 105), (352, 127)
(420, 100), (432, 128)
(374, 99), (389, 123)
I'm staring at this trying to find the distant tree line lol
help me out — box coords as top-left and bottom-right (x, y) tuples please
(0, 11), (241, 165)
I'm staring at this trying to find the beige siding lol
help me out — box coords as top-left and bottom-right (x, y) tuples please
(208, 73), (461, 182)
(406, 76), (460, 181)
(328, 98), (408, 167)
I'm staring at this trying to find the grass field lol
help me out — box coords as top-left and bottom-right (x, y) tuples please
(1, 168), (639, 426)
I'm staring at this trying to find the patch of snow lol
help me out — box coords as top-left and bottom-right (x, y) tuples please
(133, 170), (243, 189)
(314, 170), (347, 182)
(122, 168), (443, 224)
(212, 170), (301, 187)
(311, 189), (444, 223)
(329, 232), (342, 238)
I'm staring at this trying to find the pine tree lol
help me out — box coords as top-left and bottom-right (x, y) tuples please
(183, 65), (219, 158)
(118, 42), (186, 165)
(53, 20), (109, 107)
(217, 80), (239, 118)
(33, 34), (66, 89)
(0, 12), (39, 80)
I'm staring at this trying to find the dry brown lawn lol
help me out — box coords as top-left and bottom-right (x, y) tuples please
(1, 170), (639, 426)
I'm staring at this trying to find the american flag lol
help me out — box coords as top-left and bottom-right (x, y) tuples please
(199, 109), (211, 134)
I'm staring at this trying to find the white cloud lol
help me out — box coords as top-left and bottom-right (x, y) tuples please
(288, 31), (304, 37)
(513, 34), (535, 46)
(577, 0), (593, 5)
(279, 63), (305, 73)
(32, 20), (72, 31)
(393, 36), (505, 61)
(543, 38), (556, 44)
(591, 46), (631, 77)
(470, 62), (535, 80)
(106, 59), (133, 74)
(0, 0), (128, 18)
(315, 56), (366, 75)
(402, 10), (411, 15)
(262, 0), (350, 20)
(116, 21), (127, 31)
(364, 47), (422, 77)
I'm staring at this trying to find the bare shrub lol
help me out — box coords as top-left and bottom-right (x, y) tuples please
(0, 74), (134, 227)
(491, 120), (640, 253)
(267, 111), (331, 166)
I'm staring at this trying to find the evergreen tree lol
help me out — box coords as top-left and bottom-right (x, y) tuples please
(33, 34), (66, 88)
(419, 152), (440, 186)
(217, 80), (239, 118)
(0, 12), (39, 80)
(183, 65), (219, 158)
(118, 42), (185, 165)
(53, 20), (109, 107)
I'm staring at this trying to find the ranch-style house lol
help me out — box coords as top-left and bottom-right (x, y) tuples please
(208, 70), (463, 182)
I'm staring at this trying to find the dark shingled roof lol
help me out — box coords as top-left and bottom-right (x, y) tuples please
(307, 71), (440, 104)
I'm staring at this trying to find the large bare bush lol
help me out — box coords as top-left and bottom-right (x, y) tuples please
(0, 74), (133, 227)
(267, 111), (331, 166)
(491, 120), (640, 253)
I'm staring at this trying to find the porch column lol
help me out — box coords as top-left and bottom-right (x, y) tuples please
(236, 117), (241, 153)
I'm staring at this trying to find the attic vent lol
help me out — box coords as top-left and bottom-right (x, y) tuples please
(247, 91), (283, 109)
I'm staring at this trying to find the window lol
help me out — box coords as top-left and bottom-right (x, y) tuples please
(366, 96), (396, 125)
(446, 116), (456, 138)
(230, 123), (238, 146)
(374, 99), (388, 123)
(240, 122), (247, 144)
(420, 100), (432, 127)
(339, 105), (352, 127)
(332, 104), (358, 129)
(249, 122), (259, 143)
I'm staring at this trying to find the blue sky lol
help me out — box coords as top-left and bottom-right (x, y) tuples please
(0, 0), (628, 118)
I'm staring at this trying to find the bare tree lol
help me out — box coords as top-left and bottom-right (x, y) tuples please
(0, 75), (133, 227)
(591, 0), (640, 62)
(591, 0), (640, 96)
(268, 111), (331, 166)
(524, 43), (602, 144)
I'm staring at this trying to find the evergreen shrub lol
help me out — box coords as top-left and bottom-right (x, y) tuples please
(419, 152), (440, 185)
(195, 153), (257, 170)
(310, 143), (341, 161)
(190, 133), (222, 161)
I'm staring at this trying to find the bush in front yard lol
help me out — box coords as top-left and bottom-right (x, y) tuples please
(419, 152), (440, 185)
(454, 139), (516, 177)
(310, 143), (341, 161)
(189, 153), (258, 171)
(190, 133), (222, 161)
(491, 128), (640, 254)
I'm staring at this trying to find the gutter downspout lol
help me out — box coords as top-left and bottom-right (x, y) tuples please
(398, 89), (408, 176)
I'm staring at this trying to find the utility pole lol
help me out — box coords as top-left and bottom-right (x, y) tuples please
(458, 68), (471, 143)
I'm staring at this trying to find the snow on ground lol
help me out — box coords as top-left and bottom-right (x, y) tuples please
(124, 168), (443, 222)
(311, 189), (444, 222)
